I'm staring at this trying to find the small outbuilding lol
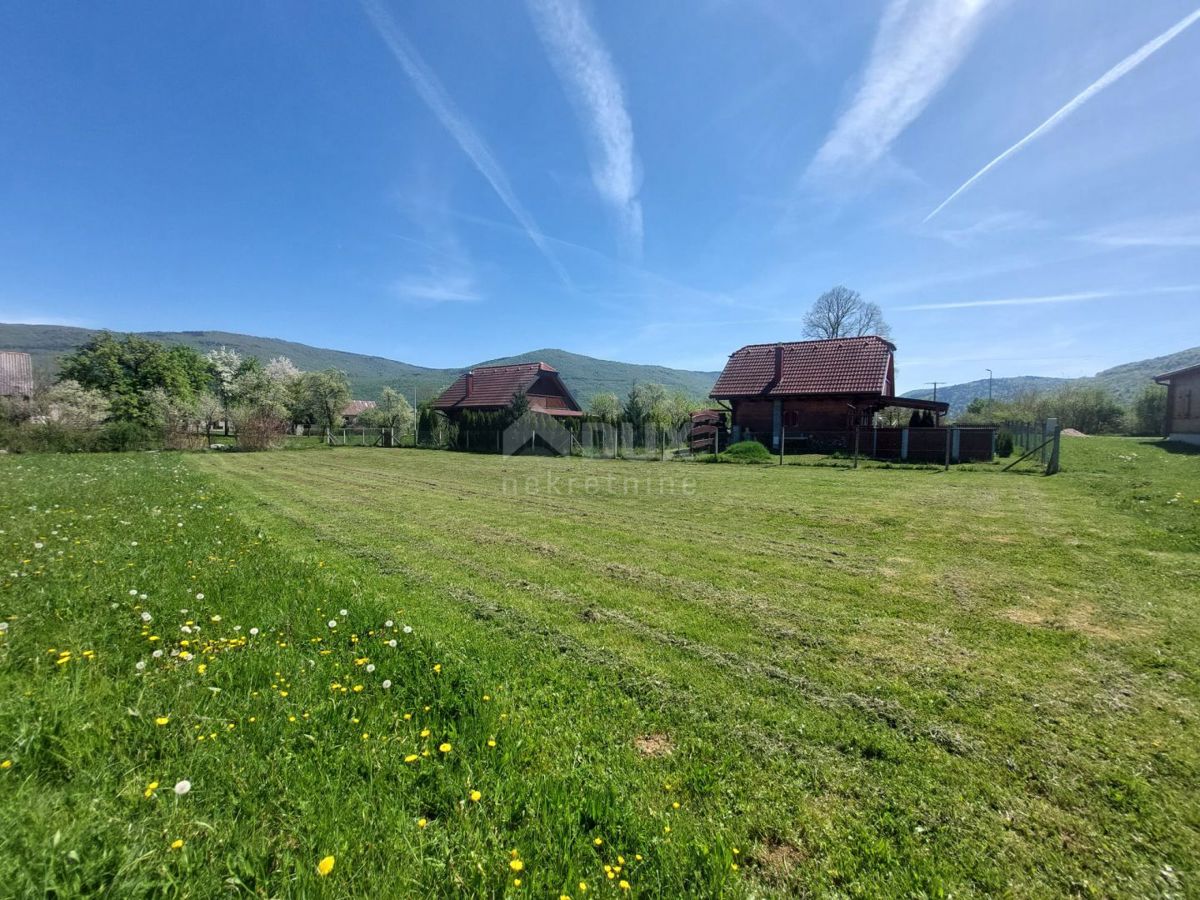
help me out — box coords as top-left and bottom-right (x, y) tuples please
(710, 336), (948, 449)
(0, 351), (34, 401)
(1155, 363), (1200, 445)
(432, 362), (583, 420)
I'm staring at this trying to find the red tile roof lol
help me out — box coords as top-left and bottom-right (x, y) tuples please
(0, 351), (34, 398)
(432, 362), (582, 415)
(711, 336), (895, 399)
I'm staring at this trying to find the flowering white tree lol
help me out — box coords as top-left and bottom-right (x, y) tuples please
(41, 379), (109, 428)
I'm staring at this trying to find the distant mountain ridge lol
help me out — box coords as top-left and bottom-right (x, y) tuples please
(0, 324), (720, 404)
(902, 346), (1200, 416)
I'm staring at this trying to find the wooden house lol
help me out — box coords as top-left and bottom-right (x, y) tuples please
(1155, 363), (1200, 445)
(432, 362), (582, 420)
(710, 336), (949, 449)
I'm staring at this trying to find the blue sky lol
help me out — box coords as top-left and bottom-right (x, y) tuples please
(2, 1), (1198, 391)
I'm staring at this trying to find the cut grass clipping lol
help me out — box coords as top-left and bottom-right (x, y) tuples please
(1, 435), (1198, 896)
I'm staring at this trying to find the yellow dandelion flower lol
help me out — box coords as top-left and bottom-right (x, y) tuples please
(438, 742), (452, 754)
(417, 818), (428, 828)
(196, 664), (206, 675)
(404, 754), (419, 763)
(420, 728), (430, 738)
(316, 855), (335, 876)
(731, 863), (739, 871)
(154, 716), (169, 726)
(144, 781), (159, 798)
(663, 825), (671, 834)
(487, 739), (497, 748)
(469, 790), (482, 802)
(433, 664), (441, 673)
(513, 878), (521, 887)
(0, 760), (11, 769)
(170, 839), (184, 850)
(672, 801), (680, 809)
(579, 883), (588, 893)
(352, 685), (363, 693)
(619, 880), (630, 891)
(593, 837), (603, 846)
(403, 712), (413, 721)
(617, 855), (625, 865)
(509, 859), (524, 872)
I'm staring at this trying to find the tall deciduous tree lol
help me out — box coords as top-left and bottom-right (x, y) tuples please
(296, 369), (351, 431)
(802, 286), (890, 339)
(587, 392), (621, 424)
(58, 332), (211, 425)
(358, 387), (414, 432)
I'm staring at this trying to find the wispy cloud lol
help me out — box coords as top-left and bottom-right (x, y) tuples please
(899, 285), (1198, 311)
(924, 6), (1200, 221)
(360, 0), (572, 287)
(807, 0), (992, 180)
(527, 0), (643, 254)
(1081, 214), (1200, 248)
(390, 271), (481, 304)
(925, 210), (1044, 246)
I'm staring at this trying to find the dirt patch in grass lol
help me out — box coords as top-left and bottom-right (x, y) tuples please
(754, 838), (807, 884)
(634, 733), (674, 757)
(1003, 603), (1136, 640)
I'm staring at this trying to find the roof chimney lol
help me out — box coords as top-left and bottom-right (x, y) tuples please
(464, 371), (474, 397)
(773, 344), (783, 385)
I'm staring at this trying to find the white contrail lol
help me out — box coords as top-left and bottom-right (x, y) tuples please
(924, 7), (1200, 222)
(808, 0), (993, 179)
(527, 0), (642, 255)
(900, 285), (1198, 311)
(361, 0), (573, 287)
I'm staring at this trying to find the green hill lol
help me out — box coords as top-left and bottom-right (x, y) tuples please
(0, 324), (719, 406)
(902, 346), (1200, 417)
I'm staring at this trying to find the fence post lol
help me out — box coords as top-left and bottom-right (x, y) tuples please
(779, 426), (785, 466)
(901, 428), (909, 461)
(853, 426), (860, 469)
(944, 427), (951, 471)
(1047, 426), (1061, 475)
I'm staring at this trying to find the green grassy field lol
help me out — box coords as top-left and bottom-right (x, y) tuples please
(1, 438), (1197, 897)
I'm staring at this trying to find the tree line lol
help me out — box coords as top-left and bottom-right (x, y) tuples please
(955, 383), (1168, 435)
(0, 332), (415, 451)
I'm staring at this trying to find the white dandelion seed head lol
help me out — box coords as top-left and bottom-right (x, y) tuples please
(366, 663), (376, 673)
(327, 620), (337, 629)
(233, 625), (242, 632)
(339, 609), (348, 617)
(384, 620), (394, 628)
(382, 679), (392, 689)
(132, 542), (138, 547)
(34, 542), (44, 549)
(173, 779), (191, 795)
(387, 639), (397, 648)
(141, 612), (152, 622)
(403, 625), (413, 634)
(152, 649), (164, 658)
(180, 625), (191, 634)
(129, 589), (138, 596)
(0, 622), (8, 633)
(210, 615), (221, 622)
(195, 593), (204, 600)
(135, 660), (146, 671)
(139, 593), (147, 600)
(249, 627), (259, 636)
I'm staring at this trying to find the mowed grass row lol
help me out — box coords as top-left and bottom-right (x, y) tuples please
(185, 438), (1200, 896)
(0, 438), (1196, 896)
(0, 455), (740, 897)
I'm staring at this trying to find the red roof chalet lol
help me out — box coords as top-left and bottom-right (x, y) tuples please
(711, 335), (947, 446)
(432, 362), (583, 418)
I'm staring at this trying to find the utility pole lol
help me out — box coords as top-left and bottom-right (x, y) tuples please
(926, 382), (943, 402)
